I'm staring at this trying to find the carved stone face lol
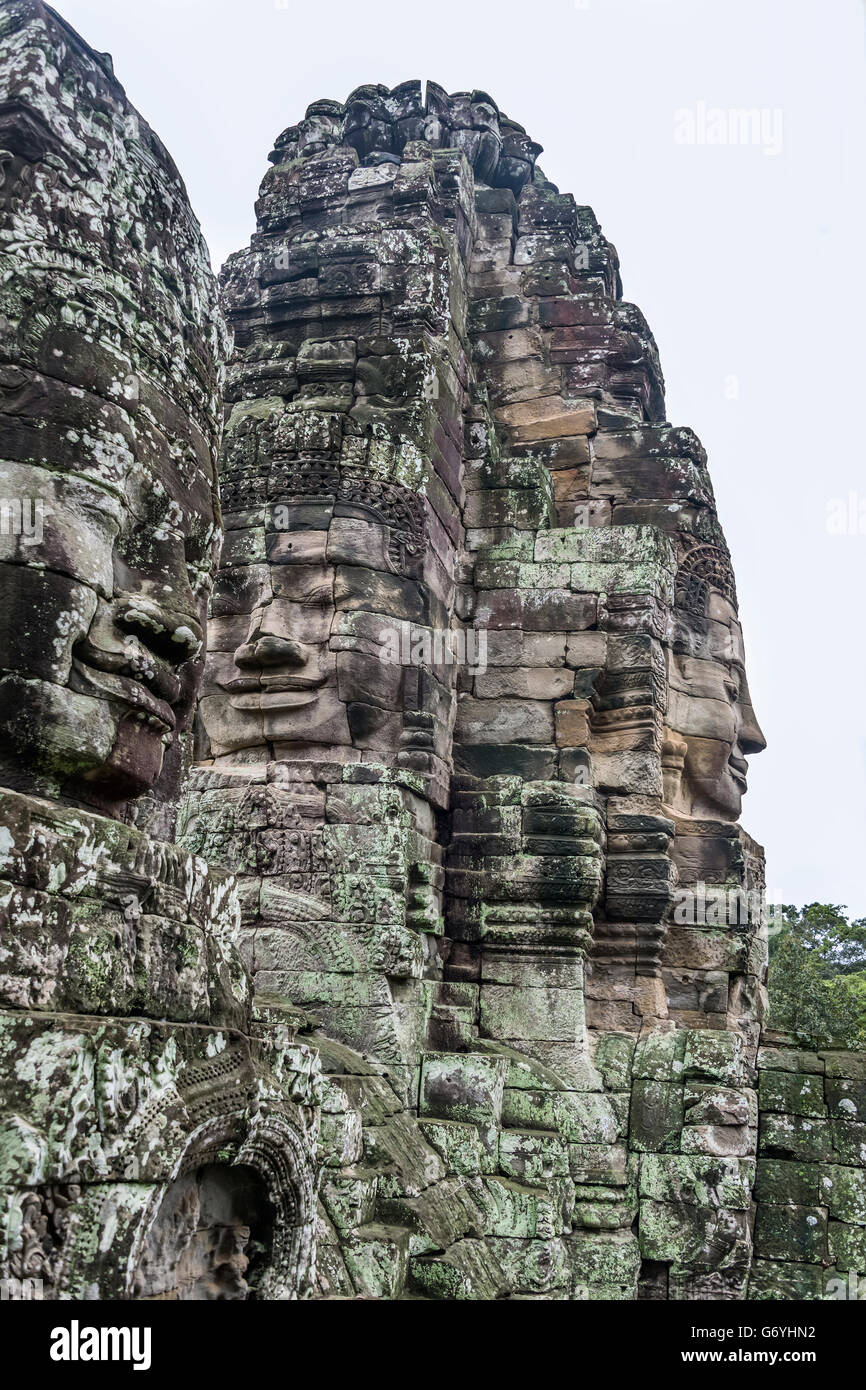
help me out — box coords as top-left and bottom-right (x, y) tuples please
(297, 111), (341, 158)
(343, 88), (393, 160)
(199, 499), (421, 761)
(0, 434), (216, 809)
(0, 6), (223, 817)
(133, 1164), (273, 1301)
(665, 601), (766, 820)
(448, 92), (502, 182)
(387, 81), (426, 149)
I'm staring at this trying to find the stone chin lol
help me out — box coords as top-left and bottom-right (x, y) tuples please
(675, 737), (748, 821)
(263, 685), (350, 748)
(687, 767), (747, 822)
(662, 723), (751, 822)
(0, 674), (172, 802)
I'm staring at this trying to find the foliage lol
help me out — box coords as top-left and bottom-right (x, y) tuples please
(767, 903), (866, 1046)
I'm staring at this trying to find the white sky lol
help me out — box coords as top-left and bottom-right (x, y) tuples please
(52, 0), (866, 915)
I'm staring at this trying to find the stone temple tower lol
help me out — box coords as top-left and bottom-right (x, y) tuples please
(2, 12), (864, 1300)
(186, 78), (774, 1299)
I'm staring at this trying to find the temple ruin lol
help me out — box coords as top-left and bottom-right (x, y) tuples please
(0, 0), (864, 1301)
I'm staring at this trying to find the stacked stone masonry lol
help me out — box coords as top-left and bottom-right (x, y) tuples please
(0, 2), (862, 1301)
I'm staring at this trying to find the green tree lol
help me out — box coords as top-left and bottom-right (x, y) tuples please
(766, 903), (866, 1046)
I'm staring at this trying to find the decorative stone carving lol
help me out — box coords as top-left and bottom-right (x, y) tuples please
(0, 0), (224, 831)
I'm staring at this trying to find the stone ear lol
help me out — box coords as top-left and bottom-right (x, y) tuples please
(193, 708), (212, 763)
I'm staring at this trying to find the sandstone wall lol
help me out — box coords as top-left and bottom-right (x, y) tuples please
(751, 1038), (866, 1300)
(195, 79), (862, 1301)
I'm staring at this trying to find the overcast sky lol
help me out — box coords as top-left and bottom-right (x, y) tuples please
(52, 0), (866, 915)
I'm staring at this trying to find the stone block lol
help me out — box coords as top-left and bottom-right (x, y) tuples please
(825, 1164), (866, 1225)
(748, 1261), (826, 1300)
(680, 1124), (753, 1157)
(570, 1228), (640, 1297)
(755, 1159), (829, 1207)
(592, 1033), (636, 1091)
(757, 1047), (824, 1075)
(480, 983), (584, 1042)
(418, 1120), (484, 1177)
(828, 1221), (866, 1272)
(683, 1030), (745, 1086)
(639, 1200), (749, 1270)
(759, 1114), (835, 1163)
(632, 1030), (687, 1082)
(825, 1076), (866, 1122)
(485, 1237), (570, 1293)
(684, 1084), (754, 1128)
(759, 1070), (827, 1118)
(754, 1204), (828, 1264)
(419, 1053), (508, 1128)
(410, 1239), (508, 1300)
(497, 1129), (570, 1183)
(639, 1154), (755, 1210)
(629, 1080), (685, 1152)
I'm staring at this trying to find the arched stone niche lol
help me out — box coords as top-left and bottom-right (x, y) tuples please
(127, 1112), (318, 1301)
(132, 1164), (274, 1300)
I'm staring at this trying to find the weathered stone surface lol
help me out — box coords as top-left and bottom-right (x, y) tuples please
(754, 1204), (828, 1264)
(629, 1081), (685, 1153)
(639, 1154), (755, 1210)
(1, 11), (859, 1303)
(759, 1070), (827, 1118)
(639, 1199), (750, 1272)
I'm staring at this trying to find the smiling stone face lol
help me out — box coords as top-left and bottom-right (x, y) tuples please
(0, 0), (225, 817)
(0, 1), (331, 1309)
(0, 451), (215, 807)
(199, 485), (431, 763)
(200, 511), (350, 758)
(666, 646), (766, 820)
(663, 550), (766, 820)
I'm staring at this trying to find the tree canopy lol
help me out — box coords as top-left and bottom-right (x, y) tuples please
(766, 903), (866, 1046)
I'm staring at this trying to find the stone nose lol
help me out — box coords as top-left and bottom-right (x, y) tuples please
(734, 670), (767, 757)
(739, 706), (767, 757)
(234, 634), (306, 670)
(115, 594), (203, 666)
